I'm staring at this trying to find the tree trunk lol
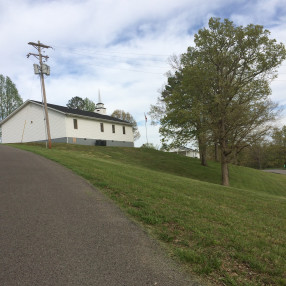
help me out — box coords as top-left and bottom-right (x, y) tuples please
(198, 134), (207, 166)
(219, 117), (230, 186)
(221, 151), (229, 186)
(214, 143), (219, 162)
(200, 147), (207, 166)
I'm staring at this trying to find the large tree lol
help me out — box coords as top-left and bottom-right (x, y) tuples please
(150, 18), (286, 186)
(150, 63), (211, 166)
(0, 74), (23, 121)
(111, 109), (140, 141)
(66, 96), (96, 112)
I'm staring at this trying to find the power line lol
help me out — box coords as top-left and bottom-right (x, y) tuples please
(53, 44), (170, 57)
(48, 47), (170, 74)
(63, 52), (169, 67)
(48, 45), (286, 77)
(56, 50), (169, 65)
(48, 56), (167, 75)
(52, 46), (170, 66)
(49, 63), (165, 75)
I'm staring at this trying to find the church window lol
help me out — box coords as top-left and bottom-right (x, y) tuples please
(73, 119), (78, 129)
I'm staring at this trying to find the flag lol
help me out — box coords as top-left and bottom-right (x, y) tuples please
(144, 113), (147, 122)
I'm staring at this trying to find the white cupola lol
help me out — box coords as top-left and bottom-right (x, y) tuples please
(95, 90), (106, 115)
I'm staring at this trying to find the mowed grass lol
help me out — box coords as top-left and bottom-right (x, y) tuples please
(11, 143), (286, 286)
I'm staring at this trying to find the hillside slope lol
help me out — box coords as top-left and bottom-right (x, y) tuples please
(11, 143), (286, 286)
(21, 143), (286, 195)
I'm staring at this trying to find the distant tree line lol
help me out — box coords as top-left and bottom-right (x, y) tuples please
(229, 125), (286, 169)
(66, 96), (96, 112)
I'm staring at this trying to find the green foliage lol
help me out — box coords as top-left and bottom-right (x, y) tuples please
(271, 126), (286, 166)
(0, 74), (23, 121)
(150, 62), (210, 155)
(111, 109), (140, 140)
(12, 143), (286, 286)
(234, 142), (268, 169)
(67, 96), (84, 109)
(83, 97), (96, 112)
(66, 96), (96, 111)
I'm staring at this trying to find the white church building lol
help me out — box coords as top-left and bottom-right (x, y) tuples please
(0, 98), (134, 147)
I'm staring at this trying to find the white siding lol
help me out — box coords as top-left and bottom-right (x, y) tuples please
(2, 103), (66, 143)
(49, 108), (66, 139)
(65, 116), (134, 143)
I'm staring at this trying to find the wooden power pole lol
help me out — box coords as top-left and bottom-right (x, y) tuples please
(27, 41), (52, 149)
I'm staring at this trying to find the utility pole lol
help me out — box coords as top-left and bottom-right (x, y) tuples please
(27, 41), (52, 149)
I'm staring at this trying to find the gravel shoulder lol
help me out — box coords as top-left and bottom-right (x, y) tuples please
(262, 169), (286, 175)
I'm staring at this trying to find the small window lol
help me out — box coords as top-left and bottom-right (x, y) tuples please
(112, 125), (115, 133)
(100, 123), (104, 132)
(123, 126), (126, 134)
(73, 119), (78, 129)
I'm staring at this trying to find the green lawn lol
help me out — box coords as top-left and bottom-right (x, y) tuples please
(11, 143), (286, 286)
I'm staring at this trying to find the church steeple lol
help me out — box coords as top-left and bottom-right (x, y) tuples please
(98, 89), (102, 104)
(95, 89), (106, 115)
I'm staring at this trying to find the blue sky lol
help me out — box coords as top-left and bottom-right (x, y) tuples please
(0, 0), (286, 147)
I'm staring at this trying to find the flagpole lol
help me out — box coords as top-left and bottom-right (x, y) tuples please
(144, 113), (148, 144)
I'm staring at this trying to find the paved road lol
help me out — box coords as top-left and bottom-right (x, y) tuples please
(263, 169), (286, 175)
(0, 145), (199, 286)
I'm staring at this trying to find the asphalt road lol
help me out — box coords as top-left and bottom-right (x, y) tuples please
(263, 169), (286, 174)
(0, 145), (199, 286)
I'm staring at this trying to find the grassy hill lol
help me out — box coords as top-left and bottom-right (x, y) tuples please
(12, 143), (286, 286)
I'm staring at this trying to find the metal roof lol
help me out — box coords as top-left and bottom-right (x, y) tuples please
(0, 100), (132, 126)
